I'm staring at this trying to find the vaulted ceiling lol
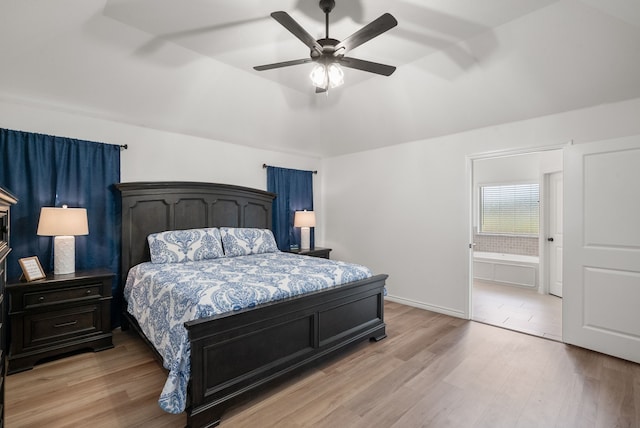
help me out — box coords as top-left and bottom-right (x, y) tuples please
(1, 0), (639, 157)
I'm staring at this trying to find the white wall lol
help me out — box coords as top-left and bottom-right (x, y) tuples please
(474, 150), (562, 185)
(0, 98), (323, 239)
(322, 97), (640, 318)
(4, 96), (640, 318)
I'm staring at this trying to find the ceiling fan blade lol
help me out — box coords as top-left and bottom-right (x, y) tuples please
(254, 58), (313, 71)
(334, 13), (398, 54)
(338, 57), (396, 76)
(271, 11), (323, 54)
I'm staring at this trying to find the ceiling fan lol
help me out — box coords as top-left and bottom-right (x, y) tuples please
(254, 0), (398, 93)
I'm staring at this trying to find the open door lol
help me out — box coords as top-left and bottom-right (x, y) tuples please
(548, 172), (563, 297)
(564, 135), (640, 363)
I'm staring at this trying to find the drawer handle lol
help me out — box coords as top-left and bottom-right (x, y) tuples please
(54, 320), (78, 328)
(38, 296), (45, 302)
(86, 290), (92, 295)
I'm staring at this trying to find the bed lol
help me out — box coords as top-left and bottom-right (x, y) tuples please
(117, 181), (388, 428)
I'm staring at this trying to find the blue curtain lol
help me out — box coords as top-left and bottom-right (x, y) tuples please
(266, 166), (314, 251)
(0, 128), (121, 326)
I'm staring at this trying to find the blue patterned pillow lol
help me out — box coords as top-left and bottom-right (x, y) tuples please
(148, 228), (225, 264)
(220, 227), (279, 257)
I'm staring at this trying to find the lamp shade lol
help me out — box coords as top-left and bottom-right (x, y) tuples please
(37, 206), (89, 236)
(294, 211), (316, 228)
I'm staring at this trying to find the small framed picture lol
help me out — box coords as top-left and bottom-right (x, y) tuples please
(18, 256), (46, 282)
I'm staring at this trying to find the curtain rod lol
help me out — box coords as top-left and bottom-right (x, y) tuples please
(262, 163), (317, 174)
(120, 144), (128, 151)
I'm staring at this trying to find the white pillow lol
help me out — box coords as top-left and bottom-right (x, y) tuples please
(220, 227), (279, 257)
(148, 228), (225, 264)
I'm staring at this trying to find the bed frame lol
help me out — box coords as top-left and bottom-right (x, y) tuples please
(117, 181), (388, 428)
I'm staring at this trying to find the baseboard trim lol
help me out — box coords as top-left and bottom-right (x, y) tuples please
(385, 295), (467, 319)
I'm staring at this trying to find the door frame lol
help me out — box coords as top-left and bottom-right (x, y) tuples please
(466, 143), (569, 321)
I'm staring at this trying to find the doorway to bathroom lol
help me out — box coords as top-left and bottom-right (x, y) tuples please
(470, 149), (563, 341)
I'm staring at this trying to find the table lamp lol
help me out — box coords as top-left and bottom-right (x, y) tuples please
(37, 205), (89, 274)
(294, 210), (316, 250)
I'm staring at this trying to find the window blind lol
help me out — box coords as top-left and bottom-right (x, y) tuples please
(480, 184), (539, 235)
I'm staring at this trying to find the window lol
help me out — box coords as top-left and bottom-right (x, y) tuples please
(479, 183), (539, 235)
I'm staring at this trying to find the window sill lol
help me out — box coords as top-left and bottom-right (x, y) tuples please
(476, 232), (538, 238)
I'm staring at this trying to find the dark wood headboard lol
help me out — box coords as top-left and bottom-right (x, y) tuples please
(116, 181), (276, 286)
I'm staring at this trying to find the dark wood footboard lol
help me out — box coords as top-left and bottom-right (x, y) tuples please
(185, 274), (387, 428)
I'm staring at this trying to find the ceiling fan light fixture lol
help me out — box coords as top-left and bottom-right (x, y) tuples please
(310, 63), (328, 88)
(310, 62), (344, 90)
(327, 63), (344, 88)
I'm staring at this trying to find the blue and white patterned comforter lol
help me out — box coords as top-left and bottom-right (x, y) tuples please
(124, 252), (373, 414)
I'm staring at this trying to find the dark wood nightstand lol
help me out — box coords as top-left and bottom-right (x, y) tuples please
(6, 268), (114, 374)
(286, 247), (332, 259)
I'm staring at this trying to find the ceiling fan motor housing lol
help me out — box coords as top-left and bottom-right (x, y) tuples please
(312, 38), (341, 59)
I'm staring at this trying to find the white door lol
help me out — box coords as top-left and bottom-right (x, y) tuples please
(548, 172), (563, 297)
(564, 136), (640, 363)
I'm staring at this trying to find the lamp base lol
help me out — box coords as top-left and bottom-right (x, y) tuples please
(300, 227), (311, 250)
(54, 235), (76, 275)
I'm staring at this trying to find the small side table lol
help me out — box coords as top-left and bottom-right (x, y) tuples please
(7, 268), (114, 374)
(285, 247), (332, 259)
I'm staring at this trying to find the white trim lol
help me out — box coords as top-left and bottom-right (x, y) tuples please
(465, 156), (474, 319)
(467, 141), (571, 161)
(386, 295), (467, 319)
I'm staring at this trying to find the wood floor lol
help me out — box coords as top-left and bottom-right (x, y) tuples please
(6, 301), (640, 427)
(472, 280), (563, 341)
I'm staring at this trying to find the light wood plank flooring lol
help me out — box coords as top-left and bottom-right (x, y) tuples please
(473, 280), (563, 341)
(7, 301), (639, 427)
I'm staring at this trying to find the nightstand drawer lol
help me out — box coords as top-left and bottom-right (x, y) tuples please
(24, 285), (101, 308)
(25, 305), (100, 348)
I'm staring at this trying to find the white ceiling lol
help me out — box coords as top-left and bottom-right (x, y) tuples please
(1, 0), (639, 157)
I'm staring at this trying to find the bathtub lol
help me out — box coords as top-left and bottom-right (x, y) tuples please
(473, 252), (539, 288)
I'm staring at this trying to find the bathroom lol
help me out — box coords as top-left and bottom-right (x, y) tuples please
(471, 149), (563, 339)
